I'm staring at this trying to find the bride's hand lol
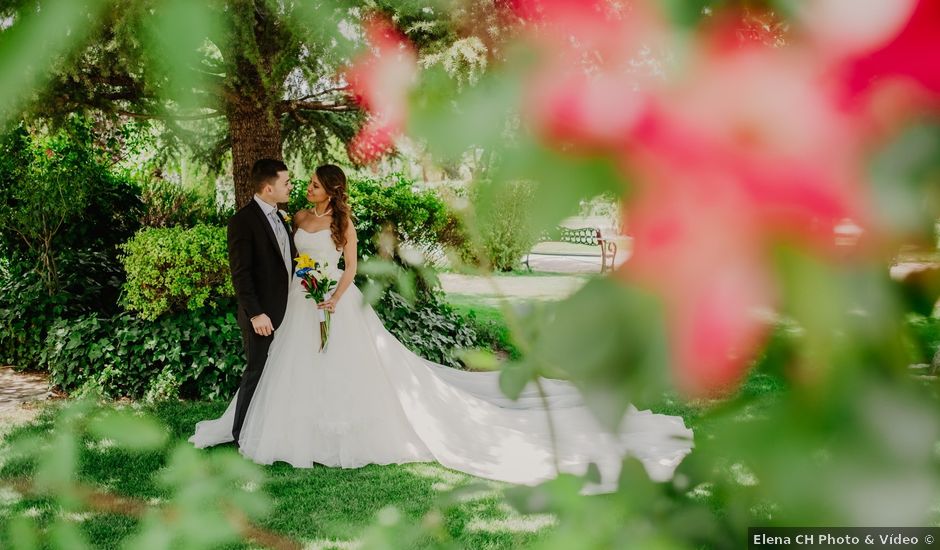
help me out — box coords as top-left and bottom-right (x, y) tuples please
(318, 296), (337, 313)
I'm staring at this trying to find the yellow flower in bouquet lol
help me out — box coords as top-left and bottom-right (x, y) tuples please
(295, 253), (315, 270)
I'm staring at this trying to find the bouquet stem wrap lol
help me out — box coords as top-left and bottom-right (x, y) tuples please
(295, 253), (338, 353)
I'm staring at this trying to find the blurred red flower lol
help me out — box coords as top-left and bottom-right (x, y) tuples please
(344, 16), (418, 164)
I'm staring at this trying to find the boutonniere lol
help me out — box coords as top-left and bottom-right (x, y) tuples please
(278, 209), (292, 224)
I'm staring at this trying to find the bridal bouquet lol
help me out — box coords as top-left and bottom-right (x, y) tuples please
(294, 253), (338, 352)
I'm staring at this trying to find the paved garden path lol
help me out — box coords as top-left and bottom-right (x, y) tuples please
(0, 366), (50, 411)
(0, 366), (51, 428)
(440, 272), (588, 302)
(438, 253), (622, 304)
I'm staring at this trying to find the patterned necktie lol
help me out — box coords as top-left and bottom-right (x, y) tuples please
(269, 211), (291, 272)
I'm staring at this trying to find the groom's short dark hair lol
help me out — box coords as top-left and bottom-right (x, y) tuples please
(251, 159), (289, 192)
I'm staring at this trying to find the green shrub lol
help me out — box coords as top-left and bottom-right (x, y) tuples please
(287, 177), (313, 213)
(289, 173), (465, 262)
(140, 178), (232, 228)
(121, 225), (234, 320)
(43, 292), (496, 400)
(373, 290), (482, 369)
(0, 121), (143, 292)
(43, 301), (243, 401)
(0, 256), (68, 370)
(348, 174), (465, 260)
(906, 313), (940, 364)
(458, 181), (538, 271)
(0, 248), (126, 369)
(0, 121), (142, 369)
(447, 301), (522, 361)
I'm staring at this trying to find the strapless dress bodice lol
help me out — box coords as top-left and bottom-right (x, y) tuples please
(294, 228), (343, 278)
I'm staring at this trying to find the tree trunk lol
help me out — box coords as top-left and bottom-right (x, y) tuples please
(228, 100), (283, 209)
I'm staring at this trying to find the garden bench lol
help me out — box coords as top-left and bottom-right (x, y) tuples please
(523, 226), (618, 273)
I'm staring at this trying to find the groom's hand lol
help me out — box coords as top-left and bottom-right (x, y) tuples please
(250, 314), (274, 336)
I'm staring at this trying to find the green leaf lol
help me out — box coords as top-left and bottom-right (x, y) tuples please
(525, 278), (671, 430)
(143, 0), (222, 109)
(869, 123), (940, 241)
(358, 258), (402, 279)
(6, 516), (40, 550)
(659, 0), (717, 27)
(499, 359), (538, 400)
(458, 349), (501, 371)
(0, 0), (109, 126)
(490, 138), (626, 233)
(35, 429), (78, 493)
(395, 269), (417, 303)
(409, 63), (524, 161)
(88, 410), (169, 451)
(49, 517), (89, 550)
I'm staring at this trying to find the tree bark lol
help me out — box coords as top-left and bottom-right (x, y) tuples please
(228, 100), (283, 209)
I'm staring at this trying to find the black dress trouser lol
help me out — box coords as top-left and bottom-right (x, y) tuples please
(231, 312), (274, 443)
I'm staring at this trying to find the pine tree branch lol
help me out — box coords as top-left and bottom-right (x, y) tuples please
(278, 98), (357, 114)
(114, 109), (225, 121)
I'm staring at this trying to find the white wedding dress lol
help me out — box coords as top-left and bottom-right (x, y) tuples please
(190, 228), (693, 490)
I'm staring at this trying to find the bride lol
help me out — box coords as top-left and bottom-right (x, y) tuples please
(190, 164), (693, 490)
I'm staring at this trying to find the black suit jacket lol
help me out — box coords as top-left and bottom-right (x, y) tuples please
(227, 199), (298, 329)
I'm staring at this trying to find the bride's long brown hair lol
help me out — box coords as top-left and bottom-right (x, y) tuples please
(315, 164), (351, 250)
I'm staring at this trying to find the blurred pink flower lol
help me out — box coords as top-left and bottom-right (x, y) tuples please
(799, 0), (917, 59)
(518, 0), (666, 150)
(344, 17), (418, 164)
(615, 47), (867, 395)
(526, 71), (649, 151)
(704, 6), (790, 50)
(630, 49), (864, 242)
(510, 3), (873, 395)
(347, 120), (398, 166)
(623, 165), (774, 396)
(841, 0), (940, 100)
(500, 0), (610, 23)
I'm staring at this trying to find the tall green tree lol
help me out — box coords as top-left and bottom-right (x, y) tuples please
(0, 0), (459, 207)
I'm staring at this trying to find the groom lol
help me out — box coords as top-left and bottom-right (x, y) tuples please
(228, 158), (297, 443)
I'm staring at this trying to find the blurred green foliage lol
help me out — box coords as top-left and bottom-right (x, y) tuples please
(0, 400), (272, 549)
(139, 178), (232, 229)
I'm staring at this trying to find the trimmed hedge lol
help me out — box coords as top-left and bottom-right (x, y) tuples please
(120, 225), (234, 320)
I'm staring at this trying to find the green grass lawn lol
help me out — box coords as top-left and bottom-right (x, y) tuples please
(448, 294), (526, 360)
(0, 365), (789, 549)
(0, 366), (787, 549)
(0, 400), (556, 549)
(447, 294), (518, 322)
